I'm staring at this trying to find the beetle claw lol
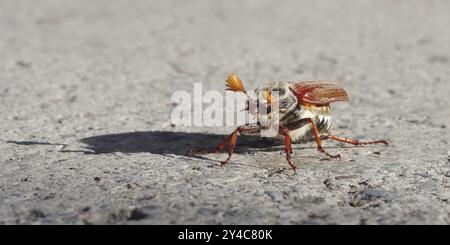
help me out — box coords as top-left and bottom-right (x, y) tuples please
(220, 160), (229, 166)
(290, 165), (298, 173)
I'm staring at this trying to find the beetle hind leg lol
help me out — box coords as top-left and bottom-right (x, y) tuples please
(304, 118), (341, 160)
(321, 133), (389, 146)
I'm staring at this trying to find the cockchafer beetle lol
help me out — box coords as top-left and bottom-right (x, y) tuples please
(189, 73), (388, 172)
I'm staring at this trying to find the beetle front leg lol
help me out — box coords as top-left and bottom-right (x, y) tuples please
(320, 133), (389, 146)
(187, 124), (265, 166)
(305, 118), (341, 159)
(218, 128), (239, 166)
(186, 133), (230, 155)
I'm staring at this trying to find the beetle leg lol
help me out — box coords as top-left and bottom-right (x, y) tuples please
(187, 134), (229, 155)
(220, 124), (272, 166)
(218, 129), (239, 166)
(278, 126), (298, 172)
(320, 133), (389, 146)
(187, 124), (264, 166)
(305, 118), (341, 159)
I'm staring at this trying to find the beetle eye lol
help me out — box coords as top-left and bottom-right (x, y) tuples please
(281, 101), (289, 108)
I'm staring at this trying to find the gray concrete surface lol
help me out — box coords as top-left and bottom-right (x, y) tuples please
(0, 0), (449, 224)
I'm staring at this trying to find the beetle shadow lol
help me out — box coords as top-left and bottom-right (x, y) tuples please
(75, 131), (285, 157)
(75, 130), (360, 157)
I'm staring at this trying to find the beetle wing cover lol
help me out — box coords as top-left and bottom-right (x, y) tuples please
(291, 81), (349, 105)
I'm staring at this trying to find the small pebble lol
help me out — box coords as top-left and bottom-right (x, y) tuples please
(16, 60), (32, 68)
(323, 178), (338, 190)
(127, 207), (149, 221)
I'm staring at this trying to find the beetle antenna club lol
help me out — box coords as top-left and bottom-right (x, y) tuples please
(225, 73), (247, 94)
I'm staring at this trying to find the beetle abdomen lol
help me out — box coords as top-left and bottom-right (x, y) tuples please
(287, 115), (330, 142)
(282, 105), (332, 143)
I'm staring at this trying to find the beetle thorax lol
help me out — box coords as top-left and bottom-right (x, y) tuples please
(254, 81), (299, 120)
